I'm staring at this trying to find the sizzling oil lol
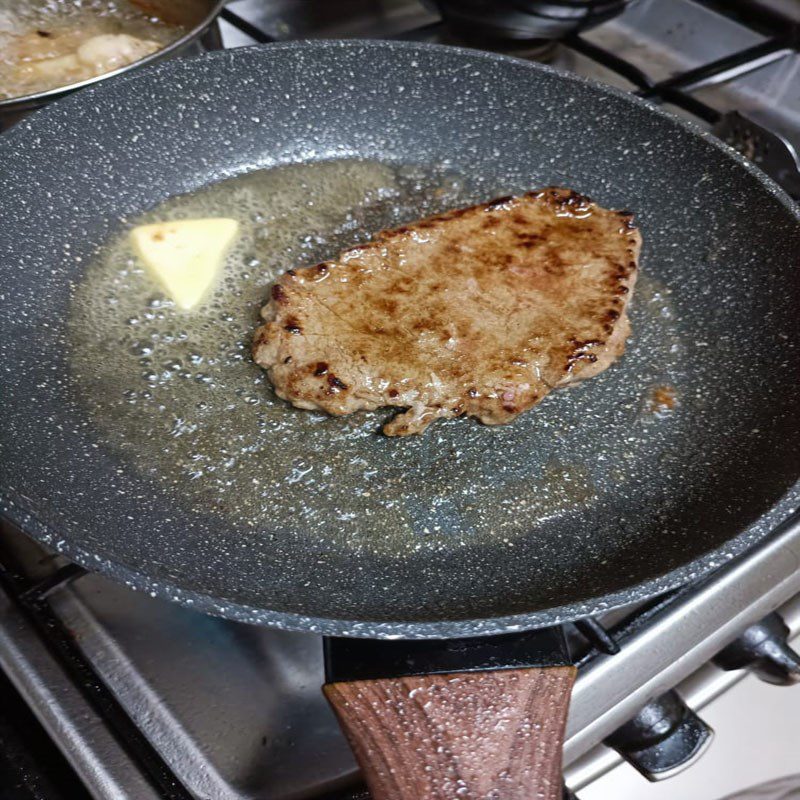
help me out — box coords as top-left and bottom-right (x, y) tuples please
(70, 160), (479, 540)
(68, 159), (682, 555)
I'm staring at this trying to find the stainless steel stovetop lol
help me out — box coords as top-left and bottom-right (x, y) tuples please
(1, 2), (799, 799)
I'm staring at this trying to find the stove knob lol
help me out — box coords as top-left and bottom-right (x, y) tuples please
(604, 691), (714, 781)
(713, 612), (800, 686)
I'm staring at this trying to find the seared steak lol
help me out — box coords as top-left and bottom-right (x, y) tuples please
(252, 188), (641, 436)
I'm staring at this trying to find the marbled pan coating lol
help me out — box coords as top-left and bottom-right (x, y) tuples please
(0, 42), (799, 637)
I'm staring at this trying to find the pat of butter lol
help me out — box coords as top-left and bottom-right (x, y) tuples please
(130, 218), (239, 310)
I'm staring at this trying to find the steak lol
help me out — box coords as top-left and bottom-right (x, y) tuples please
(252, 188), (641, 436)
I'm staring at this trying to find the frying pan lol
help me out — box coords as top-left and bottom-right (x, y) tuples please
(1, 41), (799, 798)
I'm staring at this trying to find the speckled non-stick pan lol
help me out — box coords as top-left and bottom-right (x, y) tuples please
(1, 41), (799, 640)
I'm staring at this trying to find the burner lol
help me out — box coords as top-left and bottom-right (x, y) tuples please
(428, 0), (633, 41)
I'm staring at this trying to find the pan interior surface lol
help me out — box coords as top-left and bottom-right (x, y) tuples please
(1, 42), (799, 637)
(66, 158), (679, 559)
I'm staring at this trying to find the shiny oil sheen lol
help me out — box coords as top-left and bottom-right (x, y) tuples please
(69, 158), (682, 558)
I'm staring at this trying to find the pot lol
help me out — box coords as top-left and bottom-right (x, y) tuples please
(0, 0), (225, 128)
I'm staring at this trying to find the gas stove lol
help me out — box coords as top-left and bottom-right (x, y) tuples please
(1, 2), (800, 799)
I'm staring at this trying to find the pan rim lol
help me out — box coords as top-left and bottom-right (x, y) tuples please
(4, 495), (800, 638)
(2, 39), (799, 639)
(5, 38), (800, 220)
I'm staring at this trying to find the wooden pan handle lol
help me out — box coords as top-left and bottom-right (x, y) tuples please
(324, 665), (576, 800)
